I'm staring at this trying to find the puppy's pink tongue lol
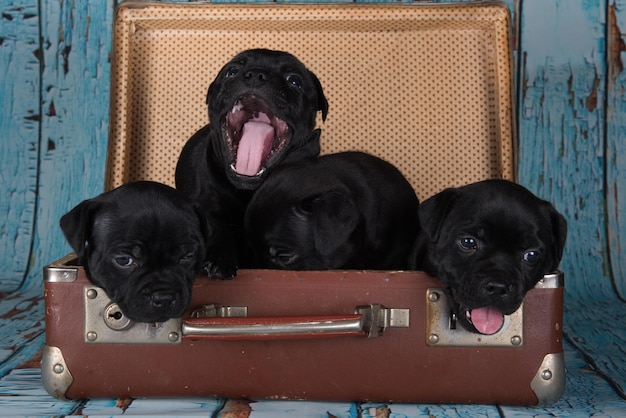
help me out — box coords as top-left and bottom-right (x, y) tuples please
(235, 121), (274, 176)
(470, 306), (504, 335)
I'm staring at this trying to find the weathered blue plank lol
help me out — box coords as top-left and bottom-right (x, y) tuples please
(0, 290), (44, 379)
(518, 0), (611, 300)
(0, 0), (40, 292)
(518, 0), (626, 401)
(244, 400), (356, 417)
(607, 0), (626, 300)
(0, 368), (78, 416)
(358, 403), (502, 417)
(22, 1), (115, 293)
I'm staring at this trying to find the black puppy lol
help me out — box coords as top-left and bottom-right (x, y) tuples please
(175, 49), (328, 278)
(411, 179), (567, 335)
(245, 151), (420, 270)
(60, 181), (210, 323)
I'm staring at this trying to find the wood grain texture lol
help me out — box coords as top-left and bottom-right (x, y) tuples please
(518, 0), (626, 401)
(607, 1), (626, 300)
(24, 1), (115, 292)
(518, 0), (612, 300)
(0, 0), (40, 292)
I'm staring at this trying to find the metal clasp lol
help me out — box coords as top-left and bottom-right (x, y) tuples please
(83, 286), (181, 344)
(426, 289), (524, 347)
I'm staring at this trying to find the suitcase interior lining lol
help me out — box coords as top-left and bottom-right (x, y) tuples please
(107, 3), (514, 200)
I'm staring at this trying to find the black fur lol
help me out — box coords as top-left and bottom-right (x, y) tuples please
(410, 179), (567, 334)
(246, 151), (420, 270)
(60, 181), (210, 323)
(175, 49), (328, 278)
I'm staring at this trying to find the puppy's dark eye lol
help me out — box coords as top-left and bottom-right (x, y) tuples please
(285, 74), (303, 88)
(523, 250), (540, 264)
(269, 247), (297, 265)
(276, 253), (296, 264)
(114, 256), (135, 268)
(458, 237), (478, 251)
(179, 252), (195, 264)
(225, 67), (240, 78)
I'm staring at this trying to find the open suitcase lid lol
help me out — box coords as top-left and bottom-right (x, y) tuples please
(106, 1), (515, 200)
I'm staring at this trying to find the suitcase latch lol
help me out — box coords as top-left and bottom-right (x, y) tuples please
(426, 289), (524, 347)
(84, 286), (182, 344)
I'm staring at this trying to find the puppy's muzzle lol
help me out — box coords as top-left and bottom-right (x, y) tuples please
(149, 289), (179, 309)
(484, 279), (513, 298)
(244, 68), (268, 87)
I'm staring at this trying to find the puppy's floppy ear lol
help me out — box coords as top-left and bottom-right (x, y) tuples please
(302, 191), (360, 258)
(418, 188), (459, 242)
(546, 203), (567, 268)
(309, 70), (329, 122)
(59, 199), (101, 262)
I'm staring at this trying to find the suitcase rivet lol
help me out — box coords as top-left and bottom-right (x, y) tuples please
(511, 335), (522, 346)
(168, 332), (180, 342)
(541, 369), (553, 380)
(428, 291), (440, 302)
(86, 331), (98, 341)
(53, 364), (64, 374)
(428, 333), (439, 344)
(86, 289), (98, 299)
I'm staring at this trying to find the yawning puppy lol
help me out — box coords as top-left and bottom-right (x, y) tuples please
(411, 179), (567, 335)
(60, 181), (210, 323)
(175, 49), (328, 278)
(245, 151), (420, 270)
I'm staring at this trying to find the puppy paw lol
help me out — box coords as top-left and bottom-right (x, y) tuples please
(202, 260), (237, 280)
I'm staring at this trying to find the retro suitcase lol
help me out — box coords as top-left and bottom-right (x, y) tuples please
(42, 1), (566, 406)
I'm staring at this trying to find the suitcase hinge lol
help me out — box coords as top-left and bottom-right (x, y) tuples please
(355, 304), (410, 338)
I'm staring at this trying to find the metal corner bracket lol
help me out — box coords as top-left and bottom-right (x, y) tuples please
(530, 352), (566, 406)
(41, 345), (73, 400)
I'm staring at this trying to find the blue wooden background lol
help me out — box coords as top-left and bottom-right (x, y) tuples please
(1, 0), (625, 416)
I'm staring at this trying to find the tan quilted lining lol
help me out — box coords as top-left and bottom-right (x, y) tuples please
(107, 2), (515, 200)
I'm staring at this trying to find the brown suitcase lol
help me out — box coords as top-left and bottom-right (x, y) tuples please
(42, 1), (565, 405)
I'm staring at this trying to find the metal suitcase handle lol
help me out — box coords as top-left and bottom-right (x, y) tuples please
(181, 303), (410, 340)
(83, 287), (409, 344)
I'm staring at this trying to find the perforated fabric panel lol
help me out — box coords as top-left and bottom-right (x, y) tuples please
(107, 2), (515, 200)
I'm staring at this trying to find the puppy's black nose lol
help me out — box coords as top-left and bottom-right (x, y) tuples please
(244, 69), (268, 86)
(150, 290), (177, 309)
(485, 280), (511, 297)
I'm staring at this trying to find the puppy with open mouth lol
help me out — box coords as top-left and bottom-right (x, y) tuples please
(410, 179), (567, 335)
(60, 181), (210, 323)
(175, 49), (328, 278)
